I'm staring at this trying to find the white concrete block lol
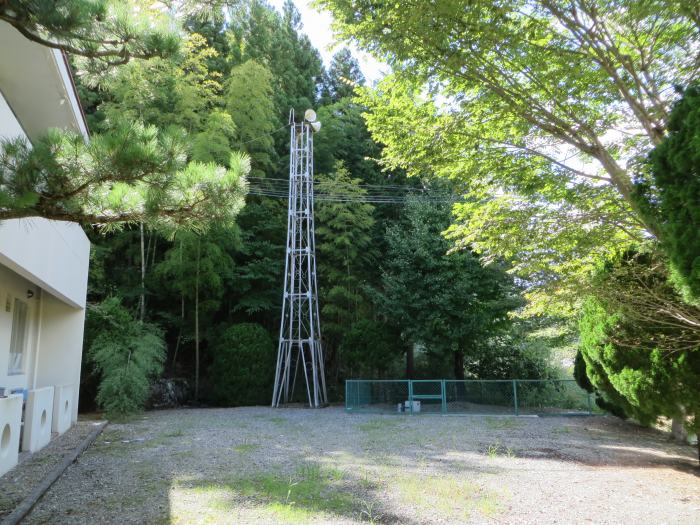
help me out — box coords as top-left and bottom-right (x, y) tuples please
(52, 384), (74, 434)
(22, 386), (54, 452)
(0, 394), (22, 477)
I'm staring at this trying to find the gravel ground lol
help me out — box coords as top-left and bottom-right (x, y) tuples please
(11, 407), (700, 524)
(0, 419), (105, 520)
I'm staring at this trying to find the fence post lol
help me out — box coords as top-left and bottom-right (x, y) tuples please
(513, 379), (519, 416)
(441, 380), (446, 414)
(408, 380), (414, 415)
(587, 392), (593, 415)
(345, 381), (349, 411)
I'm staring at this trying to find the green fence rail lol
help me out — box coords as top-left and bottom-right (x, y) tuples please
(345, 379), (596, 416)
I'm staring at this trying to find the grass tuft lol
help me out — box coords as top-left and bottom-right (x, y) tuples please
(233, 443), (260, 454)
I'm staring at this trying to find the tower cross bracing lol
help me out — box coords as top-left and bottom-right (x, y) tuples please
(272, 111), (327, 408)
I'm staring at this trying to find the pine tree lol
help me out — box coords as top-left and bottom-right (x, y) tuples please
(0, 0), (180, 64)
(0, 123), (249, 228)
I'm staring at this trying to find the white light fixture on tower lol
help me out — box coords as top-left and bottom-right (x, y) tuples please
(304, 108), (321, 132)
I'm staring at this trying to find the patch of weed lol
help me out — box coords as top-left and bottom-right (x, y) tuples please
(477, 494), (500, 517)
(485, 441), (515, 458)
(269, 417), (290, 425)
(394, 475), (504, 521)
(187, 464), (366, 523)
(359, 499), (383, 524)
(484, 417), (523, 430)
(233, 443), (260, 454)
(552, 425), (573, 435)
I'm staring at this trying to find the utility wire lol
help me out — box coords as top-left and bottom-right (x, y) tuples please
(234, 125), (461, 204)
(237, 124), (290, 146)
(246, 176), (428, 191)
(247, 178), (454, 194)
(245, 186), (461, 204)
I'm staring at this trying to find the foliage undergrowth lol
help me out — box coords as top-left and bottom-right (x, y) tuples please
(88, 297), (165, 416)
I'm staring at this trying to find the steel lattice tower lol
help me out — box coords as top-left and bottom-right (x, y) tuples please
(272, 110), (327, 408)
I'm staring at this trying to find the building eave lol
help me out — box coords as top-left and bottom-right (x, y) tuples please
(0, 22), (90, 143)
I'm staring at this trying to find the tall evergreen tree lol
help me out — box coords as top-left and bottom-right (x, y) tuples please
(321, 48), (365, 104)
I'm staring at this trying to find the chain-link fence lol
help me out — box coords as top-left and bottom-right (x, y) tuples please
(345, 379), (596, 416)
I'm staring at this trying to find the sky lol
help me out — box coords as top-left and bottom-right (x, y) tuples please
(267, 0), (389, 84)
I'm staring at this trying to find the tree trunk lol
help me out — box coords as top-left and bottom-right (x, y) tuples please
(194, 238), (200, 402)
(593, 145), (663, 240)
(671, 417), (688, 442)
(172, 239), (185, 367)
(454, 350), (465, 380)
(405, 342), (414, 379)
(139, 222), (146, 322)
(150, 235), (157, 268)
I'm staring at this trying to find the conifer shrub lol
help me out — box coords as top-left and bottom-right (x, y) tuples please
(88, 298), (166, 416)
(635, 83), (700, 302)
(209, 323), (275, 406)
(577, 253), (700, 458)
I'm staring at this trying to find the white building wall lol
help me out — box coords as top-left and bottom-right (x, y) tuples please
(0, 90), (28, 141)
(52, 49), (89, 141)
(0, 81), (90, 311)
(33, 293), (85, 423)
(0, 218), (90, 309)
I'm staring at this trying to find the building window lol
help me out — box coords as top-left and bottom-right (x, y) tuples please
(8, 298), (28, 375)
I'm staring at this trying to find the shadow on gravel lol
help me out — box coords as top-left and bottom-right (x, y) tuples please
(516, 444), (700, 475)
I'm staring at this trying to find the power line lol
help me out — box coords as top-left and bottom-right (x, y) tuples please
(245, 186), (461, 204)
(247, 178), (456, 195)
(246, 176), (429, 192)
(238, 124), (290, 146)
(235, 127), (461, 204)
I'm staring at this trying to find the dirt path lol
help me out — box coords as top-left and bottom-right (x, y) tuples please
(16, 407), (700, 524)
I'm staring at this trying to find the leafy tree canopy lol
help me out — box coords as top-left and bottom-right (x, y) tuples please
(376, 198), (524, 378)
(225, 59), (278, 177)
(319, 0), (700, 313)
(315, 162), (376, 373)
